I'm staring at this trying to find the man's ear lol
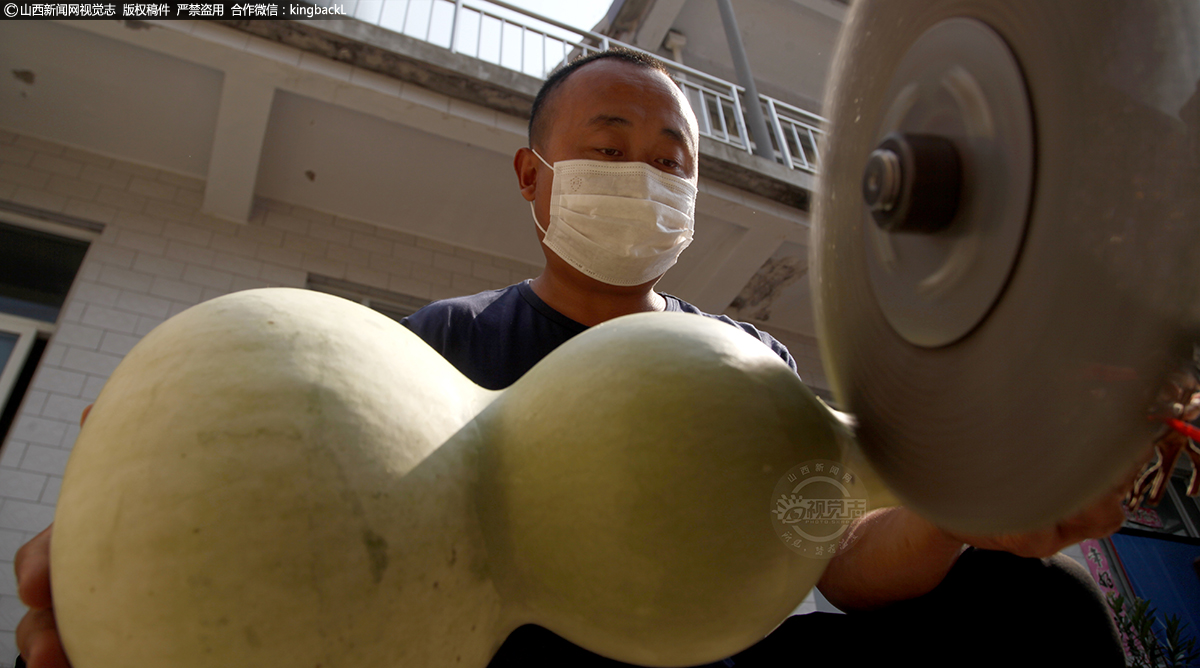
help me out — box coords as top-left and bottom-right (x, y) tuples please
(514, 147), (539, 202)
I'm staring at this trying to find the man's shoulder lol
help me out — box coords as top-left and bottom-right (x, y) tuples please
(661, 293), (799, 374)
(408, 283), (524, 318)
(399, 281), (578, 390)
(399, 283), (526, 346)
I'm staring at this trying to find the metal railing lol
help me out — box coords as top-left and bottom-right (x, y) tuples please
(321, 0), (826, 174)
(765, 95), (826, 172)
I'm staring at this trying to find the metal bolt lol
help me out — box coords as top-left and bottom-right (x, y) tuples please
(863, 133), (963, 234)
(863, 147), (902, 213)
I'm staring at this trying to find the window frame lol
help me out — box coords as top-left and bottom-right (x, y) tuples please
(0, 204), (99, 441)
(305, 274), (431, 322)
(0, 313), (40, 411)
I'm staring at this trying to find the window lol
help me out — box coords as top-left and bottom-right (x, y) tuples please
(0, 316), (39, 423)
(0, 207), (96, 445)
(0, 220), (90, 322)
(305, 274), (430, 322)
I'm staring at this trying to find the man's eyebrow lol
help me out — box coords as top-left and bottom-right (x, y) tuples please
(660, 126), (686, 145)
(587, 114), (632, 129)
(586, 114), (688, 146)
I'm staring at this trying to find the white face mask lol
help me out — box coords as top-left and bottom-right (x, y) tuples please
(530, 149), (697, 286)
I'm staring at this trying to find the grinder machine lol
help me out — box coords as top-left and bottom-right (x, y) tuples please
(813, 0), (1200, 533)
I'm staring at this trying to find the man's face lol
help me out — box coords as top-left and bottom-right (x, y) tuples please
(539, 59), (699, 177)
(524, 59), (701, 226)
(514, 58), (701, 290)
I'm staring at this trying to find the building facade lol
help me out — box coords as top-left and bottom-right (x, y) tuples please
(0, 4), (839, 659)
(3, 2), (1196, 664)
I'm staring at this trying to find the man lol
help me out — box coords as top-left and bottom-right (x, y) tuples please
(15, 49), (1129, 667)
(399, 51), (793, 391)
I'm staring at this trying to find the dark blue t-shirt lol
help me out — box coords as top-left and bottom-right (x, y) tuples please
(400, 280), (797, 390)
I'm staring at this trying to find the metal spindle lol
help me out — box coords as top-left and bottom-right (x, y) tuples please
(690, 86), (711, 136)
(400, 0), (412, 37)
(715, 93), (731, 143)
(765, 98), (793, 169)
(498, 17), (506, 66)
(426, 0), (436, 42)
(540, 34), (547, 75)
(806, 126), (821, 168)
(697, 90), (712, 137)
(476, 8), (484, 58)
(790, 125), (808, 169)
(450, 0), (463, 53)
(730, 88), (750, 151)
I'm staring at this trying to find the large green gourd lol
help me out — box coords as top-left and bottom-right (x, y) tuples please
(52, 288), (847, 667)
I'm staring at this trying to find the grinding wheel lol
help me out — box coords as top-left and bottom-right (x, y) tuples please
(813, 0), (1200, 533)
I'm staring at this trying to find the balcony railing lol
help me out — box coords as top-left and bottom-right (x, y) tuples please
(320, 0), (827, 175)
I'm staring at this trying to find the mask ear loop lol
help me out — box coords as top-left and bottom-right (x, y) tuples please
(528, 148), (554, 235)
(531, 148), (554, 171)
(529, 201), (548, 236)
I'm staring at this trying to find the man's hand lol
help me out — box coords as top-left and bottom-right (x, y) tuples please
(14, 525), (70, 668)
(818, 452), (1145, 613)
(944, 481), (1127, 559)
(946, 446), (1151, 558)
(12, 405), (89, 668)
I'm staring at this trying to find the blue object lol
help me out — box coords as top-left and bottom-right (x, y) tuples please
(1110, 531), (1200, 651)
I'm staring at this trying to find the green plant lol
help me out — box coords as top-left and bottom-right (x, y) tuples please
(1107, 592), (1200, 667)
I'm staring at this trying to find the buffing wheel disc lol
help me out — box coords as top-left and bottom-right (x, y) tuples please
(812, 0), (1200, 533)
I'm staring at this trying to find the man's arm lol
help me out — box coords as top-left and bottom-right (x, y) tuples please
(816, 507), (964, 612)
(817, 479), (1130, 612)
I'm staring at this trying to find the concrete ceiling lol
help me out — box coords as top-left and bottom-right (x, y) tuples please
(256, 90), (542, 263)
(724, 239), (815, 337)
(1, 20), (223, 177)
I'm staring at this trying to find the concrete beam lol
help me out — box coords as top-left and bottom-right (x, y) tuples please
(698, 136), (815, 211)
(688, 222), (788, 313)
(727, 257), (808, 320)
(219, 18), (541, 118)
(633, 0), (687, 52)
(598, 0), (656, 42)
(202, 72), (275, 223)
(677, 178), (808, 313)
(786, 0), (847, 23)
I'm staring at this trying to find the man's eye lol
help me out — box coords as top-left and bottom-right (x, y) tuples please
(598, 148), (621, 156)
(659, 158), (680, 169)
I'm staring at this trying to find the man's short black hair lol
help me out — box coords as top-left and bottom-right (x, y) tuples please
(528, 47), (677, 149)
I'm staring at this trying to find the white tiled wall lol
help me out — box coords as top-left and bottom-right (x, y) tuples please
(0, 128), (541, 661)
